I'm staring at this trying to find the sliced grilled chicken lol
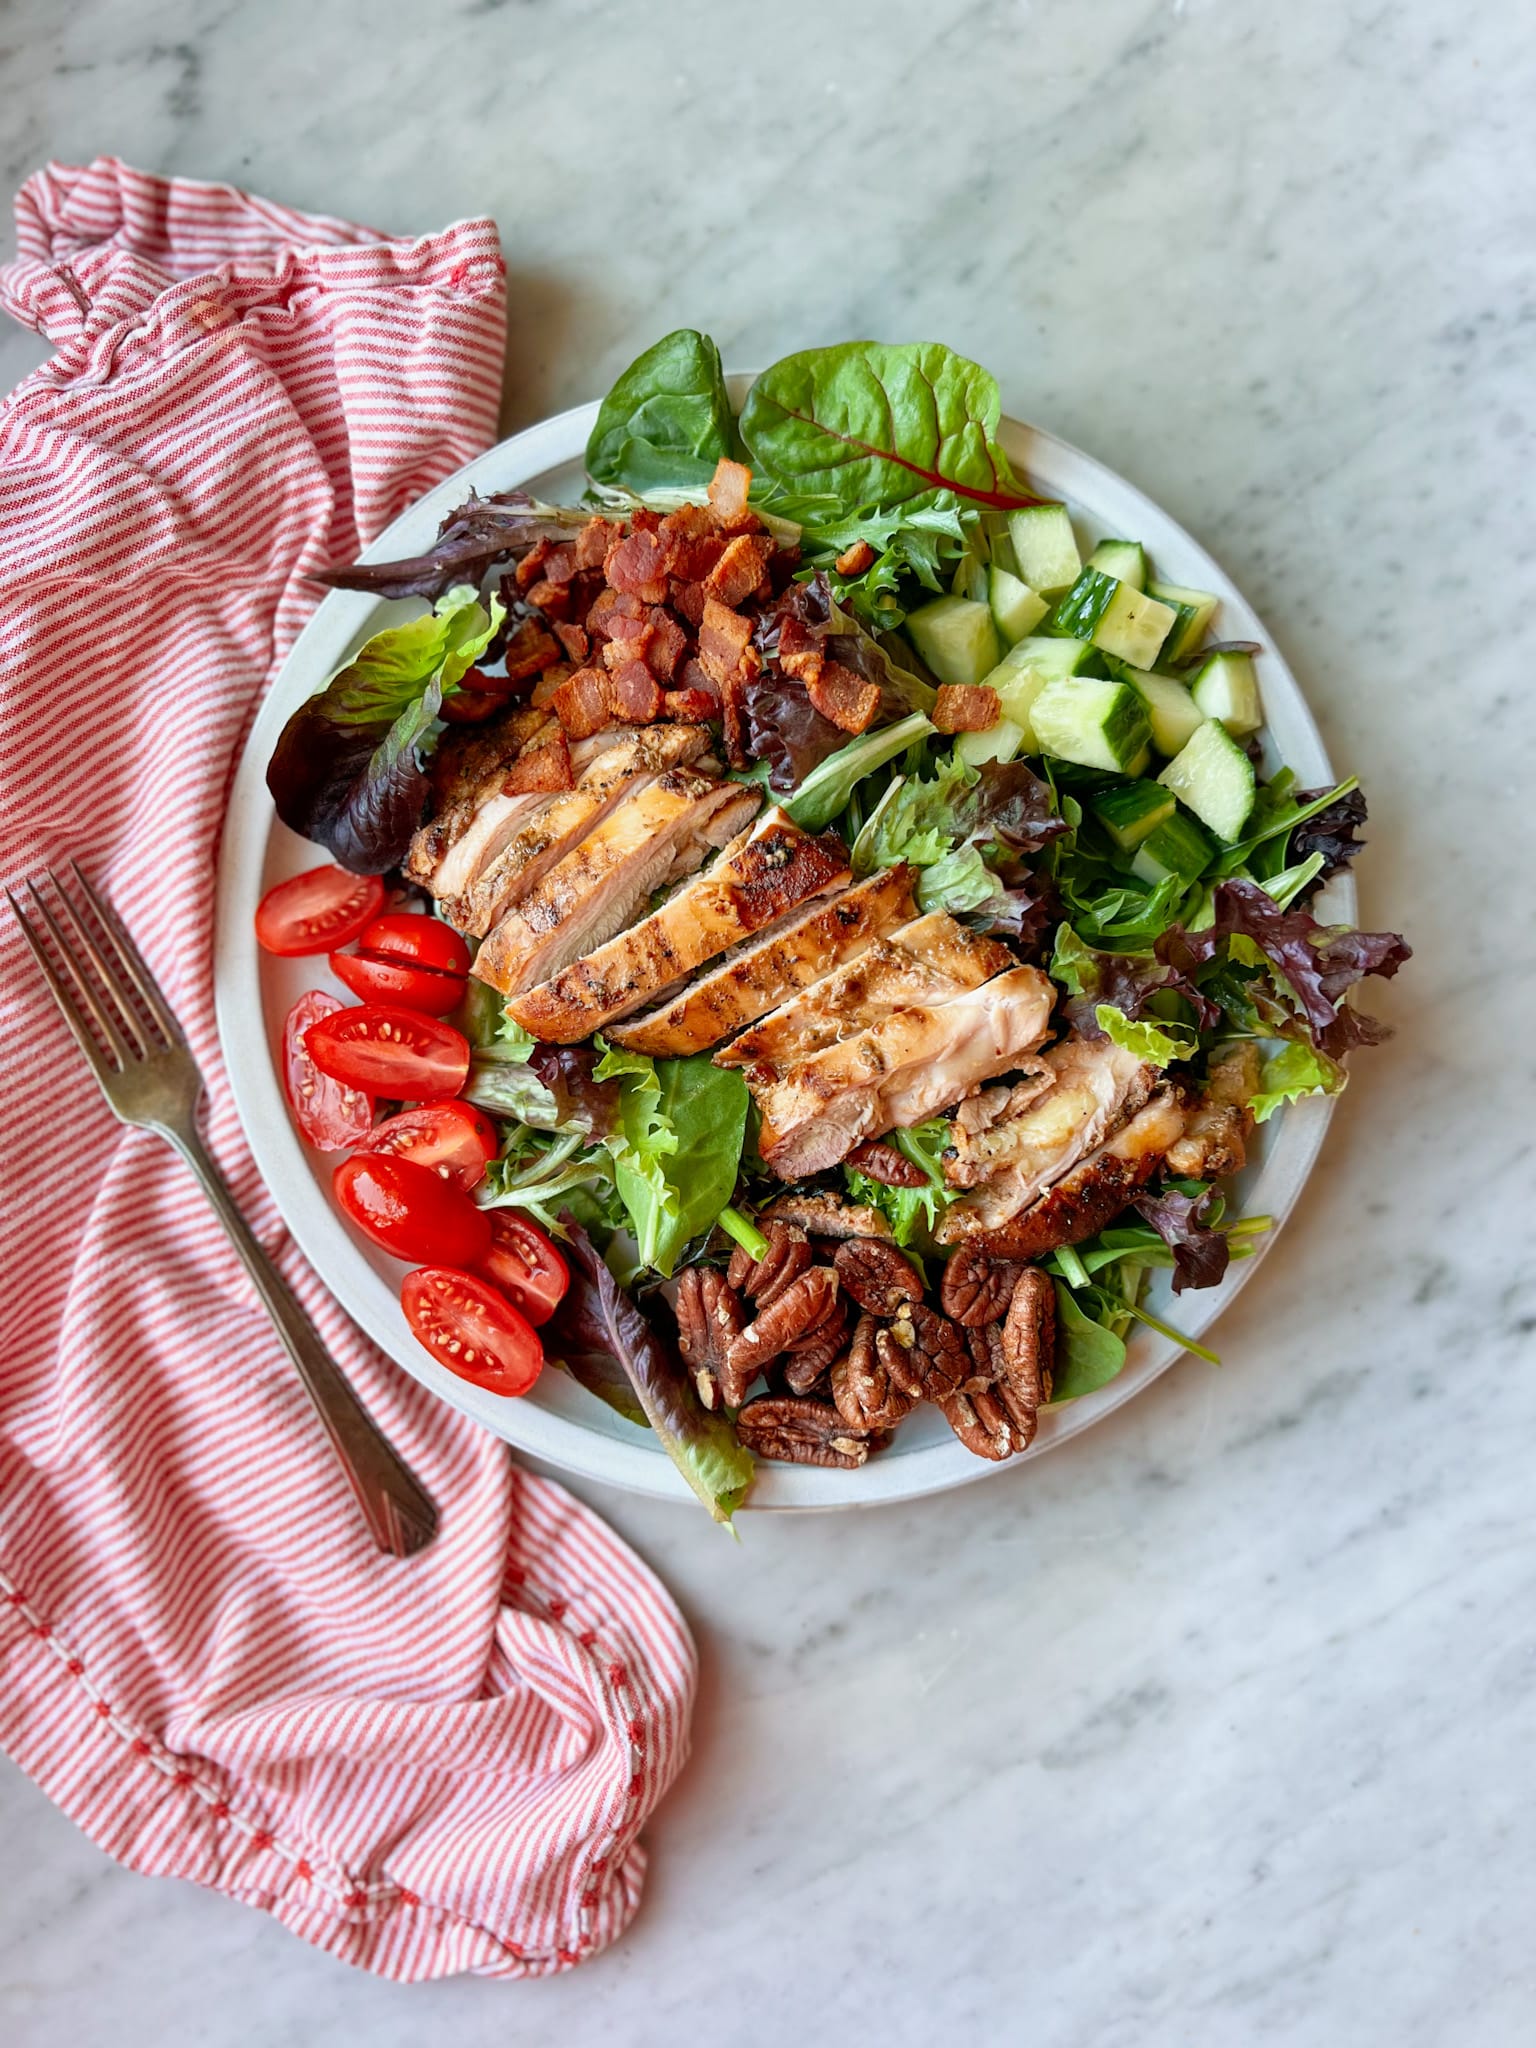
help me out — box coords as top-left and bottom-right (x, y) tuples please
(716, 913), (1014, 1075)
(753, 964), (1055, 1178)
(1165, 1042), (1260, 1180)
(418, 727), (623, 906)
(938, 1037), (1156, 1232)
(471, 771), (761, 998)
(439, 724), (712, 937)
(507, 809), (850, 1042)
(939, 1089), (1189, 1255)
(607, 865), (919, 1058)
(404, 707), (553, 888)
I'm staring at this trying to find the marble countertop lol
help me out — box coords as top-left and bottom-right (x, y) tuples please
(3, 0), (1532, 2041)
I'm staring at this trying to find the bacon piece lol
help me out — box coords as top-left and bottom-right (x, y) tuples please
(501, 615), (564, 683)
(699, 597), (755, 688)
(707, 457), (755, 530)
(835, 538), (876, 576)
(630, 505), (664, 534)
(587, 587), (645, 638)
(550, 666), (611, 739)
(807, 658), (881, 735)
(676, 658), (719, 704)
(575, 516), (617, 570)
(932, 684), (1002, 734)
(553, 620), (589, 663)
(529, 662), (573, 708)
(513, 538), (551, 590)
(526, 577), (571, 619)
(605, 527), (671, 603)
(503, 734), (574, 794)
(718, 645), (760, 769)
(670, 578), (708, 625)
(776, 614), (825, 685)
(604, 660), (664, 724)
(705, 533), (775, 607)
(664, 686), (719, 722)
(643, 608), (689, 680)
(539, 542), (579, 586)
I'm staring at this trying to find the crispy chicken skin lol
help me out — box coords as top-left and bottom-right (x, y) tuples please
(1165, 1042), (1260, 1179)
(471, 772), (760, 997)
(506, 810), (850, 1042)
(607, 865), (918, 1057)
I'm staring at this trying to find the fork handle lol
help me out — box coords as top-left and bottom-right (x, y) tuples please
(164, 1128), (439, 1558)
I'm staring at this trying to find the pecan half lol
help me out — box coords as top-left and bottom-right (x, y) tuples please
(941, 1381), (1033, 1462)
(674, 1266), (750, 1410)
(781, 1296), (850, 1394)
(940, 1245), (1025, 1327)
(940, 1274), (1056, 1459)
(832, 1314), (919, 1431)
(845, 1138), (926, 1187)
(834, 1237), (924, 1317)
(880, 1301), (970, 1402)
(727, 1265), (840, 1378)
(1001, 1267), (1056, 1415)
(727, 1221), (811, 1306)
(735, 1395), (883, 1469)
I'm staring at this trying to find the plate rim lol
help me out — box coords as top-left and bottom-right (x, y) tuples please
(213, 382), (1352, 1512)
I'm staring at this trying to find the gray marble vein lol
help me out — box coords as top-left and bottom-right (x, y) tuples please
(1, 0), (1533, 2040)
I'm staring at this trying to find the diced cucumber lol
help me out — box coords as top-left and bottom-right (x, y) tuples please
(1004, 634), (1100, 680)
(1030, 678), (1152, 774)
(987, 566), (1047, 647)
(988, 528), (1020, 577)
(1050, 570), (1178, 669)
(1121, 666), (1205, 756)
(1091, 779), (1176, 852)
(1125, 744), (1152, 779)
(1148, 580), (1219, 664)
(954, 717), (1026, 767)
(1087, 539), (1147, 591)
(977, 639), (1089, 750)
(1131, 811), (1216, 885)
(1006, 503), (1081, 596)
(950, 553), (990, 604)
(1157, 719), (1256, 842)
(1189, 649), (1263, 735)
(905, 595), (1001, 687)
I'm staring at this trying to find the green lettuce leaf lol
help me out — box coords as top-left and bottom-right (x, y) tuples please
(843, 1117), (955, 1247)
(591, 1046), (750, 1277)
(586, 329), (742, 494)
(1249, 1038), (1347, 1123)
(781, 710), (934, 832)
(1094, 1003), (1200, 1068)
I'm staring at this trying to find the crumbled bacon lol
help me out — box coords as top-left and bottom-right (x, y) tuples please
(835, 538), (876, 576)
(699, 597), (755, 687)
(720, 660), (753, 769)
(587, 587), (645, 638)
(932, 684), (1002, 734)
(604, 660), (664, 724)
(776, 614), (825, 685)
(503, 734), (574, 794)
(807, 658), (881, 735)
(502, 616), (564, 683)
(706, 457), (755, 530)
(670, 578), (708, 625)
(630, 505), (664, 534)
(539, 542), (579, 586)
(604, 528), (670, 603)
(643, 608), (688, 679)
(513, 538), (552, 590)
(525, 578), (571, 619)
(550, 666), (610, 738)
(676, 657), (719, 703)
(553, 620), (589, 663)
(705, 533), (775, 607)
(575, 517), (617, 570)
(663, 686), (719, 722)
(529, 662), (574, 708)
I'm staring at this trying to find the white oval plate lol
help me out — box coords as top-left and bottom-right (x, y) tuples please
(215, 377), (1352, 1511)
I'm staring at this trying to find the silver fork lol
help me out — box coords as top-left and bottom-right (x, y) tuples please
(7, 863), (439, 1558)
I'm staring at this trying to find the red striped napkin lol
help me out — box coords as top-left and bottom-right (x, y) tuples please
(0, 159), (695, 1981)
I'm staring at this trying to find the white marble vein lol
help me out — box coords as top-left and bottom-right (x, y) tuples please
(2, 0), (1534, 2041)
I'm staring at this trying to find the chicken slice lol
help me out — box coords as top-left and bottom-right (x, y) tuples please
(1165, 1042), (1260, 1179)
(939, 1090), (1188, 1255)
(439, 724), (712, 937)
(507, 809), (851, 1043)
(404, 706), (553, 888)
(753, 964), (1055, 1179)
(605, 865), (918, 1058)
(939, 1037), (1156, 1231)
(419, 727), (625, 906)
(471, 772), (761, 998)
(715, 913), (1014, 1074)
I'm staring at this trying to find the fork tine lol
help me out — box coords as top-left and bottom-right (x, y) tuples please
(26, 880), (141, 1065)
(6, 887), (121, 1083)
(66, 860), (181, 1048)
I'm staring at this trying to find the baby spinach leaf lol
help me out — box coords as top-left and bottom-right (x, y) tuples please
(741, 342), (1041, 513)
(586, 329), (742, 494)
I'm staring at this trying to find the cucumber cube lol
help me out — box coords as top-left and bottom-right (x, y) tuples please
(1006, 503), (1081, 596)
(988, 528), (1020, 577)
(1148, 580), (1219, 664)
(1157, 719), (1257, 842)
(954, 717), (1026, 767)
(1004, 635), (1100, 679)
(1131, 811), (1216, 885)
(978, 640), (1088, 750)
(1030, 678), (1152, 774)
(1123, 667), (1205, 756)
(1091, 779), (1177, 852)
(1087, 539), (1147, 591)
(987, 566), (1048, 647)
(1048, 570), (1178, 669)
(1189, 649), (1263, 735)
(905, 595), (1001, 687)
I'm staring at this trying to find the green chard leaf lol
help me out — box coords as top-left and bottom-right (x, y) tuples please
(586, 329), (742, 493)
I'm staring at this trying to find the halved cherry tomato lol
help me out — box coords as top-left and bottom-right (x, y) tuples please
(333, 1155), (492, 1266)
(401, 1267), (544, 1397)
(354, 1101), (498, 1191)
(329, 950), (465, 1013)
(255, 866), (384, 956)
(304, 1004), (469, 1101)
(361, 915), (472, 977)
(475, 1211), (570, 1326)
(282, 991), (375, 1150)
